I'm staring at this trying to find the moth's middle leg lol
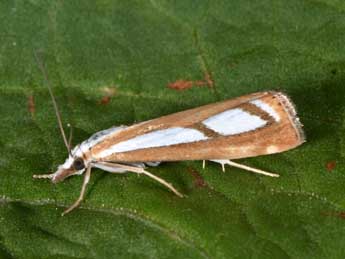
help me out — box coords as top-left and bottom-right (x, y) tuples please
(93, 161), (184, 197)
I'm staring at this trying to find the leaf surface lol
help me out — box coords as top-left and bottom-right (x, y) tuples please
(1, 1), (345, 258)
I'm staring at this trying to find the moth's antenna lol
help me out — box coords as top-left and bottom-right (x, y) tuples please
(33, 50), (72, 155)
(67, 124), (73, 150)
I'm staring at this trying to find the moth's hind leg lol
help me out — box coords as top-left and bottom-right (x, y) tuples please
(210, 159), (279, 177)
(93, 162), (183, 197)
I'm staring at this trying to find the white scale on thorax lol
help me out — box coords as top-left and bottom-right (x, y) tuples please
(60, 126), (126, 169)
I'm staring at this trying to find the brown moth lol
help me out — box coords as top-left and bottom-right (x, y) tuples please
(33, 53), (305, 215)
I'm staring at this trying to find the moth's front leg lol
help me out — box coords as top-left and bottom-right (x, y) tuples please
(62, 165), (92, 216)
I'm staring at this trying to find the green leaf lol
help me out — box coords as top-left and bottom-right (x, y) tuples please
(1, 0), (345, 258)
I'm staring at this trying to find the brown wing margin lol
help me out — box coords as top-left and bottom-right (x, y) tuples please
(274, 92), (305, 143)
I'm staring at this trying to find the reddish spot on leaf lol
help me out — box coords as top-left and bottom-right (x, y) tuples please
(28, 95), (35, 115)
(100, 96), (111, 105)
(187, 167), (207, 188)
(322, 211), (345, 219)
(168, 80), (194, 90)
(326, 161), (336, 171)
(168, 72), (214, 91)
(99, 86), (117, 105)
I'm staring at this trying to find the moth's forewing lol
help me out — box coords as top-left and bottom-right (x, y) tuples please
(89, 91), (304, 162)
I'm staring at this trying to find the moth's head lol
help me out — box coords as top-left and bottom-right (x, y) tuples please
(33, 141), (91, 182)
(51, 155), (86, 183)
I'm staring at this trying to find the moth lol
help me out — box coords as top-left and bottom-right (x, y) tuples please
(33, 55), (305, 215)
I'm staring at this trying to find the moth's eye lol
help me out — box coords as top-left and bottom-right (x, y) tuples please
(73, 158), (85, 170)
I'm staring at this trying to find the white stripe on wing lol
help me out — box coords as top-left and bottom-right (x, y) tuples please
(202, 108), (267, 135)
(97, 127), (208, 157)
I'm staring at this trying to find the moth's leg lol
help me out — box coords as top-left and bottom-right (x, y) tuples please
(145, 161), (161, 167)
(94, 162), (184, 197)
(62, 165), (92, 216)
(210, 159), (279, 177)
(202, 160), (206, 169)
(92, 161), (131, 173)
(33, 173), (55, 179)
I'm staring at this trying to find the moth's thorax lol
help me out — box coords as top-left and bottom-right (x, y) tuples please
(51, 126), (127, 183)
